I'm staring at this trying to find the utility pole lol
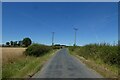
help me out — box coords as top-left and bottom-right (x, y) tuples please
(52, 32), (55, 46)
(73, 28), (78, 46)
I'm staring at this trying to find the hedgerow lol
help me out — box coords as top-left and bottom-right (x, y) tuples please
(69, 43), (119, 66)
(24, 44), (52, 57)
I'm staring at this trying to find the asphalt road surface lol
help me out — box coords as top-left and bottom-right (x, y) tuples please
(32, 48), (103, 78)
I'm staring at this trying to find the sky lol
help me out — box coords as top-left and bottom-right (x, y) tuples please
(2, 0), (120, 2)
(2, 2), (118, 46)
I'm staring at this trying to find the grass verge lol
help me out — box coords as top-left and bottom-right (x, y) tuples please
(2, 49), (57, 78)
(69, 49), (118, 78)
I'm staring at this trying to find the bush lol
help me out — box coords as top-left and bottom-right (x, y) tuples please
(69, 46), (79, 51)
(52, 46), (61, 49)
(24, 44), (52, 57)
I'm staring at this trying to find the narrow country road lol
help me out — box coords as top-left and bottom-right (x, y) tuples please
(32, 48), (103, 78)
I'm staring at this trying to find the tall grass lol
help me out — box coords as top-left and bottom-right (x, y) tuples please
(69, 43), (119, 67)
(2, 44), (56, 78)
(2, 50), (55, 78)
(69, 43), (119, 77)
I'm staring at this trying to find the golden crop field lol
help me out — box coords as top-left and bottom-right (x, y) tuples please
(2, 47), (26, 64)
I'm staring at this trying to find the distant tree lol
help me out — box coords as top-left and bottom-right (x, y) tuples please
(22, 37), (32, 47)
(10, 41), (13, 46)
(6, 42), (10, 46)
(2, 44), (5, 47)
(13, 41), (17, 46)
(119, 40), (120, 46)
(18, 41), (22, 46)
(73, 44), (76, 46)
(18, 41), (20, 46)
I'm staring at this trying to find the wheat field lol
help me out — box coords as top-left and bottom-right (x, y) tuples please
(2, 47), (26, 64)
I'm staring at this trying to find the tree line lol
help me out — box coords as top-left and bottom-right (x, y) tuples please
(3, 37), (32, 47)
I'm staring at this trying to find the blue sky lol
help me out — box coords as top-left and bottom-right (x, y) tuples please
(2, 2), (118, 46)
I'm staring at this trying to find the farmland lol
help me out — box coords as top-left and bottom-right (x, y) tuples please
(2, 47), (26, 64)
(2, 46), (57, 78)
